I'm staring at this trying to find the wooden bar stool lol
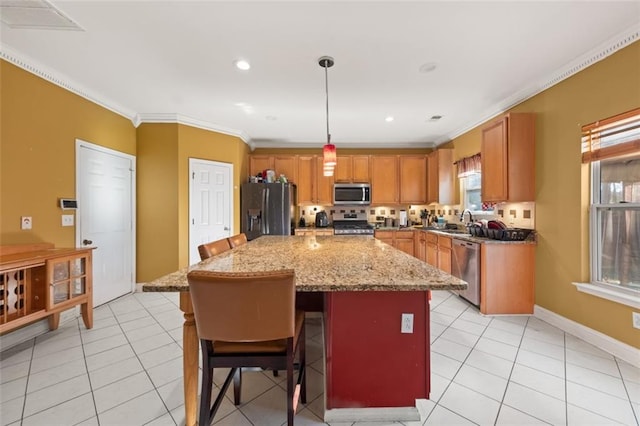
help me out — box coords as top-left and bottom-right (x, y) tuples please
(227, 233), (248, 248)
(187, 269), (306, 425)
(197, 238), (231, 261)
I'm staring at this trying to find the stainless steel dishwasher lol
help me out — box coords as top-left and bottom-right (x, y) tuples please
(451, 238), (480, 306)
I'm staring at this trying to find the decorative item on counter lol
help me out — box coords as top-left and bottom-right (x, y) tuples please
(298, 216), (306, 227)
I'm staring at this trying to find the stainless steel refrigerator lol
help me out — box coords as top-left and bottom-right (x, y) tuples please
(241, 183), (296, 241)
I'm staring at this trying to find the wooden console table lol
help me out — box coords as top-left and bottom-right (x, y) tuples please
(0, 243), (94, 334)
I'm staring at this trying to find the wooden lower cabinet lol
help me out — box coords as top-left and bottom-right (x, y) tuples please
(395, 232), (415, 257)
(481, 243), (535, 315)
(414, 231), (426, 262)
(425, 233), (438, 267)
(374, 230), (414, 256)
(437, 235), (452, 274)
(0, 243), (94, 334)
(294, 228), (334, 237)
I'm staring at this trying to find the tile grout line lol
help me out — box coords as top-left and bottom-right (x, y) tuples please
(18, 336), (36, 426)
(76, 316), (102, 426)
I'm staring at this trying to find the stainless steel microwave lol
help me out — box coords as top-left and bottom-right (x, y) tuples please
(333, 183), (371, 205)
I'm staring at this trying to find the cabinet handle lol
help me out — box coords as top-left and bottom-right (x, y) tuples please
(82, 239), (93, 245)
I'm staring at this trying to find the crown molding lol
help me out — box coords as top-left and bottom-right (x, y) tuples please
(135, 113), (251, 146)
(0, 44), (137, 123)
(439, 24), (640, 145)
(250, 140), (436, 150)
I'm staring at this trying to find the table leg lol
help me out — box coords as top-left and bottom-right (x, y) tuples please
(180, 291), (198, 426)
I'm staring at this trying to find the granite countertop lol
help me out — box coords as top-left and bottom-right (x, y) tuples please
(143, 235), (467, 293)
(412, 227), (537, 245)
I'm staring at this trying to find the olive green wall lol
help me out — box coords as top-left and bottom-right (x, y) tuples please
(0, 60), (136, 247)
(449, 41), (640, 348)
(136, 123), (249, 282)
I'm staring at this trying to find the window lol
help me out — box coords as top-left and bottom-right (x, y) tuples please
(461, 172), (482, 211)
(581, 108), (640, 304)
(456, 153), (482, 212)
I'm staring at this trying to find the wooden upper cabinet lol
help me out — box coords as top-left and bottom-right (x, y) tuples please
(481, 113), (535, 202)
(315, 156), (334, 205)
(334, 155), (370, 183)
(334, 156), (353, 183)
(399, 156), (427, 204)
(351, 155), (370, 182)
(371, 156), (399, 204)
(297, 156), (315, 205)
(273, 156), (297, 183)
(427, 149), (455, 205)
(249, 155), (274, 177)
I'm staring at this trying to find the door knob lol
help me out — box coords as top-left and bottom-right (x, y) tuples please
(82, 239), (93, 245)
(224, 226), (230, 231)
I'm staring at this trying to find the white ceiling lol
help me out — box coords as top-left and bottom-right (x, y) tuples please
(1, 1), (639, 149)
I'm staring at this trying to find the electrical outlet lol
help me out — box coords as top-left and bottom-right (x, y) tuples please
(21, 216), (32, 230)
(633, 312), (640, 329)
(401, 313), (414, 334)
(62, 214), (74, 226)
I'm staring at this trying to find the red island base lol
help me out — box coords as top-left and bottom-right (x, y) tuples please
(323, 291), (430, 421)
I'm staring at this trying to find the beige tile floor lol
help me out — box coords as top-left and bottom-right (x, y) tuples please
(1, 290), (638, 426)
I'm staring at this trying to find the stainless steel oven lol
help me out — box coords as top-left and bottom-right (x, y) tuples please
(332, 212), (374, 236)
(333, 183), (371, 205)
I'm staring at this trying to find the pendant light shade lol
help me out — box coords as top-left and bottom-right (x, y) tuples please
(319, 56), (336, 171)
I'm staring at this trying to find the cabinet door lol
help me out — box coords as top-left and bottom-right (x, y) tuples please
(316, 156), (334, 204)
(437, 149), (455, 205)
(427, 152), (438, 204)
(316, 229), (334, 236)
(274, 156), (297, 184)
(481, 117), (508, 202)
(414, 231), (426, 262)
(399, 156), (427, 204)
(351, 155), (370, 182)
(249, 155), (274, 178)
(47, 254), (88, 309)
(395, 236), (415, 257)
(438, 247), (452, 274)
(297, 156), (315, 205)
(426, 243), (438, 267)
(374, 230), (394, 246)
(334, 156), (352, 183)
(437, 235), (452, 274)
(371, 156), (399, 204)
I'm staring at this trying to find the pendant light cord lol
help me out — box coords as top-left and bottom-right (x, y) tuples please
(324, 63), (331, 144)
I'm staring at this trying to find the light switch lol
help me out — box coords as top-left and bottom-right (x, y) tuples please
(62, 215), (74, 227)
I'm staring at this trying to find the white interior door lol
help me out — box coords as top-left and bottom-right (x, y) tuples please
(77, 141), (135, 306)
(189, 159), (233, 265)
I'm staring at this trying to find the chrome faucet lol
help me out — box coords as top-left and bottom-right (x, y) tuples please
(460, 209), (473, 225)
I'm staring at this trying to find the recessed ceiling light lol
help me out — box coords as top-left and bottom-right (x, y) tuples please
(418, 62), (437, 73)
(385, 116), (394, 122)
(234, 59), (251, 71)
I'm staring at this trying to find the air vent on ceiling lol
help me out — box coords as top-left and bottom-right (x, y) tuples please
(0, 0), (82, 30)
(428, 115), (443, 122)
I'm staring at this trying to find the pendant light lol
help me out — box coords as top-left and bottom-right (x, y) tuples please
(319, 56), (336, 175)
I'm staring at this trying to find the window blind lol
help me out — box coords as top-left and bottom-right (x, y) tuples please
(581, 107), (640, 163)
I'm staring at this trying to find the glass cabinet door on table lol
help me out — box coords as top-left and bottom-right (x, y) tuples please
(47, 254), (89, 308)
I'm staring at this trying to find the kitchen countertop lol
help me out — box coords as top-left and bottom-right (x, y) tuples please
(143, 235), (467, 292)
(374, 226), (536, 244)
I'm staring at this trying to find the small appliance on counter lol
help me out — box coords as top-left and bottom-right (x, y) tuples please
(399, 210), (408, 227)
(315, 211), (329, 228)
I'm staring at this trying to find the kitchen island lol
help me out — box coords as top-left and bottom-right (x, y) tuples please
(144, 235), (466, 425)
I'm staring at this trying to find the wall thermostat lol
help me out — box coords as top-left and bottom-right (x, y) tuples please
(59, 198), (78, 210)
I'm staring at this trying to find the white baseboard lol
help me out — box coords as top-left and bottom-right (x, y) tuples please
(534, 305), (639, 366)
(0, 307), (80, 351)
